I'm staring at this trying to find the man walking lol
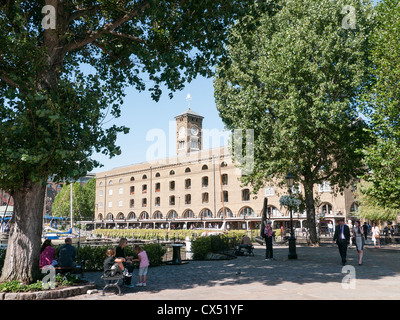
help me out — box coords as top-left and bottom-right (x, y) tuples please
(264, 220), (274, 260)
(333, 219), (350, 265)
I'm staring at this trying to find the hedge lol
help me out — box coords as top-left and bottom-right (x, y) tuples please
(0, 243), (166, 275)
(93, 228), (262, 242)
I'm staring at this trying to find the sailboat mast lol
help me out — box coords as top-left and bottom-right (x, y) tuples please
(70, 183), (73, 230)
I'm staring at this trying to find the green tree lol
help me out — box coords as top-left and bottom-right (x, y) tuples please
(361, 0), (400, 210)
(214, 0), (374, 244)
(355, 181), (399, 222)
(51, 178), (95, 221)
(0, 0), (253, 283)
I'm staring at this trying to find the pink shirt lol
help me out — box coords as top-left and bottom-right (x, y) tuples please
(138, 251), (149, 268)
(40, 246), (56, 268)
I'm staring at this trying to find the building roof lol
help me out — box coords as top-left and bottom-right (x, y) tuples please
(174, 107), (204, 119)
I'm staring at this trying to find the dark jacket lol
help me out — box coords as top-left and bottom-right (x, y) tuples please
(58, 243), (76, 267)
(333, 224), (351, 245)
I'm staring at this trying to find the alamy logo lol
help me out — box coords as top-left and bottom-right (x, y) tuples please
(41, 265), (56, 289)
(341, 5), (356, 30)
(42, 5), (56, 30)
(341, 265), (356, 289)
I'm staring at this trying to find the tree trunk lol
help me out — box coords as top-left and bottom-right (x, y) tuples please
(0, 181), (46, 284)
(304, 181), (318, 245)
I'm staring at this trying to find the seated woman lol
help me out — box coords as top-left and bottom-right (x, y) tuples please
(40, 239), (57, 268)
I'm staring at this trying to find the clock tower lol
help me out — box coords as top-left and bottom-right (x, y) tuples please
(175, 95), (203, 155)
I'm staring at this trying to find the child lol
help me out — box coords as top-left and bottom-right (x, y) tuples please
(133, 245), (149, 287)
(103, 248), (128, 277)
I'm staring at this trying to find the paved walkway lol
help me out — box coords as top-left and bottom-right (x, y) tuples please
(66, 242), (400, 300)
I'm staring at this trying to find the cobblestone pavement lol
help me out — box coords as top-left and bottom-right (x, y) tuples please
(66, 241), (400, 300)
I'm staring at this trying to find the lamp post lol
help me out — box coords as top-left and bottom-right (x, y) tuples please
(286, 172), (298, 260)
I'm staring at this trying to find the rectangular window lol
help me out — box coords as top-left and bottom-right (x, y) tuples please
(264, 187), (274, 197)
(242, 189), (250, 201)
(221, 174), (228, 185)
(142, 198), (147, 207)
(319, 181), (331, 193)
(185, 194), (191, 205)
(222, 191), (228, 203)
(202, 192), (209, 204)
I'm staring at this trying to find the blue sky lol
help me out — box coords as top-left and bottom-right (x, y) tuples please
(90, 75), (227, 173)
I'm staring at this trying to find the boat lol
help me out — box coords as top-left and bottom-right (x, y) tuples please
(42, 183), (86, 245)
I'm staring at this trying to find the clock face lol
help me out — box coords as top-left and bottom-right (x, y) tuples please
(191, 126), (198, 135)
(179, 126), (186, 137)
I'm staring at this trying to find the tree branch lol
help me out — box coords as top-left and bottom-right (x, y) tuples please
(65, 0), (150, 53)
(105, 30), (148, 45)
(0, 71), (22, 91)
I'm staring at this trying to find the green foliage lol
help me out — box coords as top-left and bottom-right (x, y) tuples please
(77, 244), (165, 271)
(0, 273), (83, 293)
(354, 181), (399, 222)
(52, 178), (96, 220)
(93, 228), (260, 242)
(361, 0), (400, 209)
(0, 0), (256, 282)
(191, 236), (212, 260)
(214, 0), (375, 243)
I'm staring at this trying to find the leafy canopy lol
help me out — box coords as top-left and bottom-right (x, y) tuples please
(360, 0), (400, 209)
(0, 0), (254, 190)
(214, 0), (374, 193)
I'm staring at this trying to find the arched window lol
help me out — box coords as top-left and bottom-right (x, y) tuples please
(221, 161), (227, 167)
(109, 180), (113, 185)
(200, 208), (213, 218)
(142, 174), (147, 180)
(167, 210), (178, 219)
(185, 167), (191, 173)
(267, 206), (281, 217)
(106, 213), (114, 220)
(127, 212), (136, 220)
(184, 210), (196, 218)
(201, 165), (208, 170)
(139, 211), (149, 220)
(155, 172), (160, 177)
(130, 176), (135, 181)
(218, 208), (233, 218)
(119, 178), (123, 183)
(239, 206), (254, 217)
(169, 170), (175, 175)
(116, 212), (125, 220)
(97, 213), (103, 220)
(153, 211), (163, 219)
(320, 203), (333, 215)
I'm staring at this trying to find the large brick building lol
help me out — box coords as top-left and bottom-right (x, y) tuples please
(92, 107), (358, 232)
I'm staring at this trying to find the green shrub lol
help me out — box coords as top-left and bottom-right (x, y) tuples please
(191, 234), (235, 260)
(191, 236), (211, 260)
